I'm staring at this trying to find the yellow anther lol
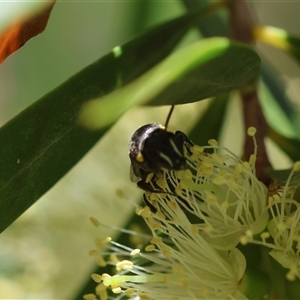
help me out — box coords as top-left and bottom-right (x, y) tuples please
(247, 126), (257, 136)
(90, 217), (100, 227)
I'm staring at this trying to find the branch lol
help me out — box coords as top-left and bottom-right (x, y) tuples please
(225, 0), (272, 184)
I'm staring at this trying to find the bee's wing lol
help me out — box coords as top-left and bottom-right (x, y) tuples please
(130, 163), (140, 182)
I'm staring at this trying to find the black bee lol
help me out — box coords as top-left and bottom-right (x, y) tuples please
(128, 106), (192, 194)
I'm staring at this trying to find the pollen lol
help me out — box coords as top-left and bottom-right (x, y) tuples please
(205, 192), (217, 204)
(139, 293), (151, 300)
(293, 161), (300, 171)
(109, 254), (119, 264)
(208, 139), (218, 146)
(234, 163), (244, 174)
(172, 265), (184, 274)
(131, 249), (140, 256)
(178, 277), (188, 290)
(89, 250), (98, 256)
(167, 200), (178, 211)
(211, 152), (224, 164)
(277, 221), (287, 231)
(212, 176), (226, 185)
(221, 200), (229, 211)
(112, 287), (122, 294)
(124, 288), (135, 296)
(95, 283), (107, 300)
(115, 189), (124, 198)
(116, 260), (134, 271)
(145, 245), (156, 252)
(242, 161), (251, 170)
(135, 206), (144, 216)
(203, 226), (213, 233)
(90, 217), (100, 227)
(95, 238), (104, 250)
(162, 246), (171, 257)
(190, 144), (204, 154)
(247, 126), (257, 136)
(140, 206), (151, 218)
(191, 225), (199, 234)
(150, 237), (163, 244)
(97, 256), (107, 267)
(91, 273), (102, 283)
(156, 177), (167, 189)
(83, 293), (96, 300)
(101, 273), (112, 286)
(151, 221), (161, 231)
(240, 230), (253, 245)
(260, 232), (270, 240)
(199, 161), (214, 175)
(100, 237), (112, 244)
(156, 210), (165, 219)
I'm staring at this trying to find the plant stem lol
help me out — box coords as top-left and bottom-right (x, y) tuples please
(225, 0), (272, 184)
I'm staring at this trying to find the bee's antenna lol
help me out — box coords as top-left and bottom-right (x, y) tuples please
(165, 105), (175, 129)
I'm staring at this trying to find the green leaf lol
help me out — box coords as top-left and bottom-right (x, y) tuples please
(286, 277), (300, 300)
(241, 267), (271, 299)
(0, 8), (209, 234)
(267, 127), (300, 185)
(80, 38), (260, 130)
(253, 25), (300, 65)
(268, 127), (300, 162)
(188, 94), (230, 145)
(260, 82), (299, 140)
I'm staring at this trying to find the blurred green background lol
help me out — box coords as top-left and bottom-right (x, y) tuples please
(0, 1), (299, 298)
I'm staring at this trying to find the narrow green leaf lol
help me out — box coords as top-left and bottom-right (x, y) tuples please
(260, 81), (300, 140)
(0, 8), (209, 233)
(253, 25), (300, 65)
(80, 38), (260, 130)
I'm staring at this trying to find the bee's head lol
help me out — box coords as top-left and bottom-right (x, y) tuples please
(143, 128), (186, 172)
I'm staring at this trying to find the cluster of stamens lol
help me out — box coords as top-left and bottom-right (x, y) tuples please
(85, 127), (300, 300)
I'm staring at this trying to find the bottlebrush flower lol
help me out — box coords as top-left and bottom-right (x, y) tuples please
(85, 127), (300, 300)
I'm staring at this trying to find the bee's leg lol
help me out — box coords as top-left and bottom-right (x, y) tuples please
(175, 131), (193, 157)
(175, 130), (194, 147)
(137, 180), (176, 196)
(143, 194), (157, 213)
(137, 180), (162, 193)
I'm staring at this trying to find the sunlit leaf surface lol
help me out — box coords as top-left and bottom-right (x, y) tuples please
(80, 38), (260, 130)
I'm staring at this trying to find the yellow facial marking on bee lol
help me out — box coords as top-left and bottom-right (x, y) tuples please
(136, 153), (144, 162)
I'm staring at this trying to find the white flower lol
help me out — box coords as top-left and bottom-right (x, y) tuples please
(144, 128), (269, 250)
(262, 162), (300, 281)
(85, 127), (300, 300)
(87, 213), (247, 300)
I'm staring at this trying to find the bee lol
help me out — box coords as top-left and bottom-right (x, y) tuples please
(128, 106), (192, 194)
